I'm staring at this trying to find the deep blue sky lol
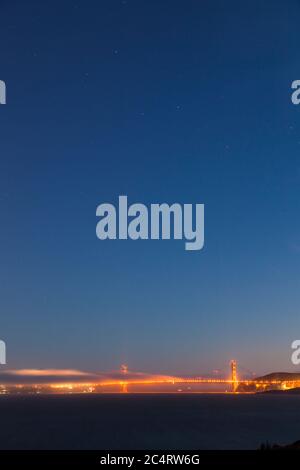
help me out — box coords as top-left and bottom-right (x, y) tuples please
(0, 0), (300, 376)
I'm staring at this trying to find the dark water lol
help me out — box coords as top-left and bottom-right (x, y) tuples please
(0, 394), (300, 449)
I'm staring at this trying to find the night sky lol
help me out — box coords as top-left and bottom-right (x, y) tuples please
(1, 0), (300, 377)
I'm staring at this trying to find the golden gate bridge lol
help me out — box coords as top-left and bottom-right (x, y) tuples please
(5, 360), (300, 394)
(115, 360), (300, 394)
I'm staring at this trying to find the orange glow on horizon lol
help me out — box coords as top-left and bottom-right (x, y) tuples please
(1, 361), (299, 394)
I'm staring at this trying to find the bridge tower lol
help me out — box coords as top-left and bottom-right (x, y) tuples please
(120, 364), (128, 393)
(230, 360), (238, 392)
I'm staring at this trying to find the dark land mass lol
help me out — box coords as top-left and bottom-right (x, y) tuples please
(237, 372), (300, 393)
(261, 440), (300, 450)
